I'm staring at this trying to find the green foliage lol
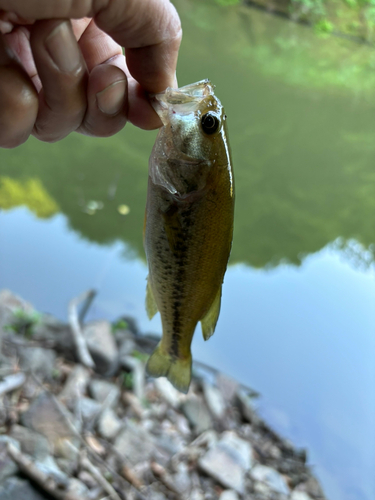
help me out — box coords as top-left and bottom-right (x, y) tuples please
(364, 5), (375, 25)
(122, 371), (133, 390)
(314, 18), (334, 32)
(52, 368), (61, 380)
(5, 309), (41, 338)
(0, 177), (59, 218)
(112, 319), (129, 333)
(291, 0), (326, 18)
(214, 0), (240, 5)
(131, 350), (149, 363)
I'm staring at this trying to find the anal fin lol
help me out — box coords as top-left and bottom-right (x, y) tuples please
(146, 277), (158, 319)
(201, 286), (222, 341)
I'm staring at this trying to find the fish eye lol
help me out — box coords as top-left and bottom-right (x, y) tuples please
(201, 112), (220, 135)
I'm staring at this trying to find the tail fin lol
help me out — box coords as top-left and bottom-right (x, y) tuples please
(146, 342), (192, 394)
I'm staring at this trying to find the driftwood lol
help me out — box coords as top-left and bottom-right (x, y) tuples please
(6, 442), (81, 500)
(150, 461), (182, 496)
(0, 372), (26, 396)
(80, 452), (122, 500)
(68, 290), (95, 369)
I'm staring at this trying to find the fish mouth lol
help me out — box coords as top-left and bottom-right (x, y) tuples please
(150, 79), (215, 123)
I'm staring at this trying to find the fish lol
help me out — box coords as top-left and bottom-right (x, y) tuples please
(144, 80), (234, 393)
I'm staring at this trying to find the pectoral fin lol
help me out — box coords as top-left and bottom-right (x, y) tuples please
(201, 286), (222, 341)
(146, 277), (158, 319)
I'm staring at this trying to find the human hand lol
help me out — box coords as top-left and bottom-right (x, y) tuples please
(0, 0), (181, 148)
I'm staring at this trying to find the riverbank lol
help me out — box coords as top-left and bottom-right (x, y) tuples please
(0, 289), (326, 500)
(241, 0), (375, 41)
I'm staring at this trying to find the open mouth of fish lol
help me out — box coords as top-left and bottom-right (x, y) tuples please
(150, 79), (215, 119)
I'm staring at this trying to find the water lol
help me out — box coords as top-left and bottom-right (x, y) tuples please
(1, 1), (375, 498)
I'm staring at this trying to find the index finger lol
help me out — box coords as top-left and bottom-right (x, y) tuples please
(0, 0), (182, 92)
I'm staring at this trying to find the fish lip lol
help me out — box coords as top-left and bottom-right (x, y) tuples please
(150, 79), (216, 120)
(150, 79), (214, 102)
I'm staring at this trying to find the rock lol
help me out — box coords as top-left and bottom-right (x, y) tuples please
(219, 491), (240, 500)
(181, 395), (213, 434)
(291, 492), (313, 500)
(118, 333), (136, 357)
(83, 320), (119, 376)
(154, 377), (186, 408)
(117, 316), (139, 336)
(78, 470), (99, 489)
(172, 462), (191, 494)
(58, 365), (91, 408)
(0, 290), (34, 332)
(34, 455), (69, 487)
(0, 477), (48, 500)
(155, 428), (186, 456)
(97, 407), (122, 440)
(21, 392), (78, 449)
(78, 397), (102, 421)
(144, 486), (167, 500)
(203, 381), (226, 419)
(18, 346), (56, 379)
(9, 425), (51, 461)
(193, 429), (218, 449)
(0, 437), (20, 482)
(114, 420), (156, 466)
(296, 477), (326, 498)
(253, 481), (272, 496)
(54, 437), (80, 462)
(89, 379), (120, 407)
(216, 373), (239, 403)
(236, 388), (260, 425)
(250, 464), (290, 496)
(198, 431), (252, 494)
(55, 457), (77, 475)
(66, 478), (90, 497)
(190, 489), (205, 500)
(32, 315), (76, 361)
(121, 355), (145, 401)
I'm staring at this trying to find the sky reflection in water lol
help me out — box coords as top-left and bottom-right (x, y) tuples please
(0, 208), (374, 500)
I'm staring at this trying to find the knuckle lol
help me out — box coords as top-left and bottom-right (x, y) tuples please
(32, 120), (68, 143)
(0, 69), (38, 147)
(80, 114), (126, 137)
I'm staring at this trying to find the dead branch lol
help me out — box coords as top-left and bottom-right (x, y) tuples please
(80, 452), (122, 500)
(150, 461), (181, 496)
(0, 372), (26, 396)
(6, 442), (81, 500)
(68, 290), (95, 369)
(120, 464), (144, 491)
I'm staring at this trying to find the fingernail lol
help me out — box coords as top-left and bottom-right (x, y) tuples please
(45, 22), (80, 73)
(96, 80), (126, 116)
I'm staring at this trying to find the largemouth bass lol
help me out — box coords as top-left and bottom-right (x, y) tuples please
(144, 80), (234, 393)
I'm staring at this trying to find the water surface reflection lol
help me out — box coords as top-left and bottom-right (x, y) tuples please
(0, 208), (374, 500)
(1, 1), (375, 498)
